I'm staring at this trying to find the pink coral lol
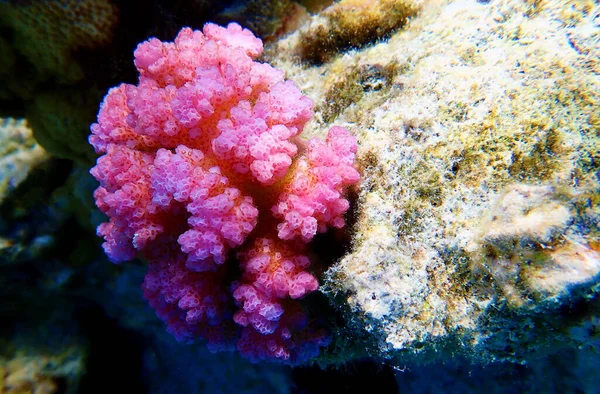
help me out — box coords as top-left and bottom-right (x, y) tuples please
(89, 22), (359, 364)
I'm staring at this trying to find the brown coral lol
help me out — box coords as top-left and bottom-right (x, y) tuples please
(297, 0), (420, 64)
(218, 0), (310, 42)
(0, 0), (119, 83)
(26, 88), (101, 163)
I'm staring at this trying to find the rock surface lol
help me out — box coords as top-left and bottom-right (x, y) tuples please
(269, 0), (600, 365)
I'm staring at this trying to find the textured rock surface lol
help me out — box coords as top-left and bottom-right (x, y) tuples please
(0, 0), (119, 84)
(0, 118), (48, 205)
(1, 0), (598, 390)
(0, 348), (84, 394)
(0, 310), (87, 394)
(269, 0), (600, 365)
(296, 0), (421, 64)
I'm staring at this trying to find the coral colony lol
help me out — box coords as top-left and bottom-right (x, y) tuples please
(89, 23), (360, 364)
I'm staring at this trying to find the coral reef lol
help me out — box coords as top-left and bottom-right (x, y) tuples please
(1, 0), (599, 390)
(0, 0), (119, 162)
(88, 260), (293, 394)
(269, 0), (600, 366)
(0, 0), (240, 163)
(89, 23), (359, 364)
(0, 152), (293, 392)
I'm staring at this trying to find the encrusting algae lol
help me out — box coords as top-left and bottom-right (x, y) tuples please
(268, 0), (600, 366)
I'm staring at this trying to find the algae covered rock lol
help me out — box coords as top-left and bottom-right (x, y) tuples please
(295, 0), (421, 64)
(469, 183), (600, 307)
(0, 344), (85, 394)
(0, 118), (48, 205)
(26, 89), (101, 163)
(0, 0), (119, 84)
(269, 0), (600, 366)
(0, 306), (87, 394)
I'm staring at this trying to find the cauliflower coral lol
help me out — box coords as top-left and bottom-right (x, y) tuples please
(89, 22), (360, 364)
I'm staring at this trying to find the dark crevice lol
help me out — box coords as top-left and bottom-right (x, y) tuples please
(76, 302), (148, 393)
(291, 359), (398, 394)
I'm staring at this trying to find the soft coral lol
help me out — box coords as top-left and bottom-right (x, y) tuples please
(90, 22), (359, 364)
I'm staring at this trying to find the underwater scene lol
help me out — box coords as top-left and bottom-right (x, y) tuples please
(0, 0), (599, 393)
